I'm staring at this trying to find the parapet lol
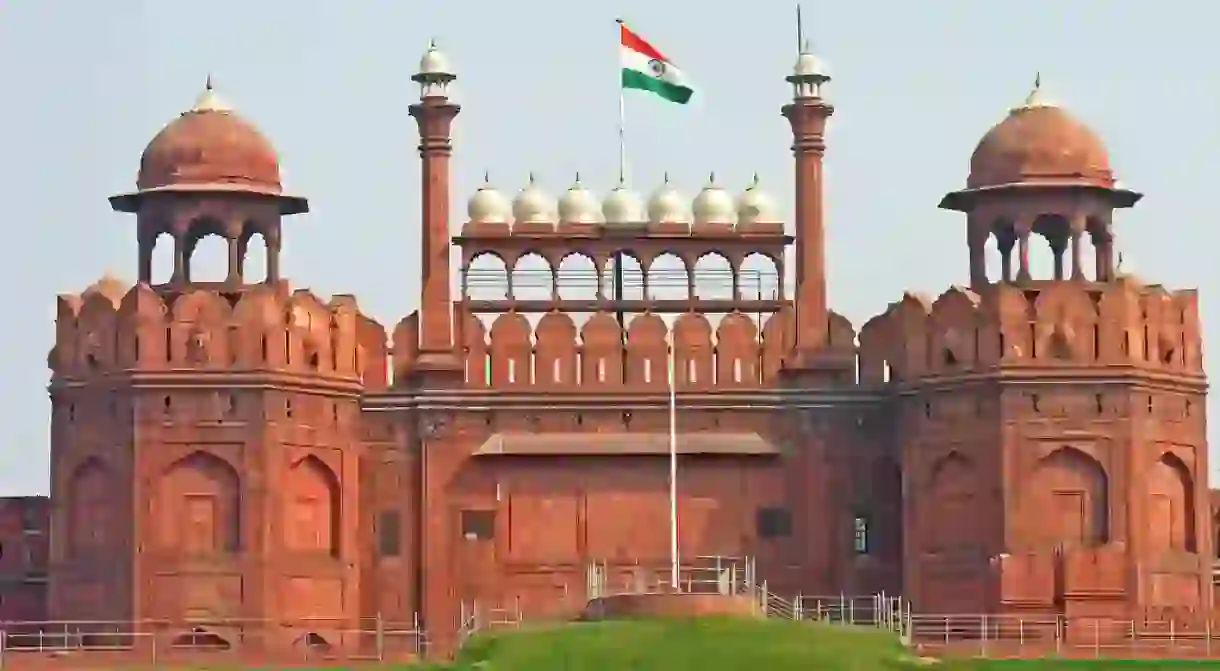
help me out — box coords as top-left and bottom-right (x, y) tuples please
(51, 276), (388, 389)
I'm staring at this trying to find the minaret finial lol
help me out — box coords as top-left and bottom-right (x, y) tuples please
(483, 170), (490, 184)
(1034, 71), (1041, 90)
(189, 74), (231, 113)
(663, 171), (671, 184)
(708, 171), (716, 185)
(528, 171), (536, 185)
(750, 172), (760, 187)
(574, 171), (581, 184)
(1116, 252), (1125, 273)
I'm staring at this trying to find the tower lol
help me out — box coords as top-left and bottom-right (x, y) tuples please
(408, 41), (463, 383)
(866, 78), (1209, 621)
(49, 79), (371, 651)
(781, 41), (838, 374)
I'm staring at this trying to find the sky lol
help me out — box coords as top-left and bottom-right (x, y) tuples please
(0, 0), (1215, 493)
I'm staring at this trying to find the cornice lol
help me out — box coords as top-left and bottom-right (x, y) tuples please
(49, 370), (364, 399)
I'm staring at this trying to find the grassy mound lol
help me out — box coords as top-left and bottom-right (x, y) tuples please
(421, 618), (1217, 670)
(436, 617), (908, 670)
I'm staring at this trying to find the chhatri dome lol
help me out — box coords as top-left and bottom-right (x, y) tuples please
(966, 74), (1114, 190)
(110, 77), (306, 214)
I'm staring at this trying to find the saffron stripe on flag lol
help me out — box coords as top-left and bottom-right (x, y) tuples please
(620, 23), (669, 63)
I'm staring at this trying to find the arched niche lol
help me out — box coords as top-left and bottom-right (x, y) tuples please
(284, 455), (341, 557)
(924, 452), (975, 553)
(68, 457), (113, 557)
(1026, 447), (1109, 549)
(1148, 452), (1196, 553)
(157, 451), (241, 554)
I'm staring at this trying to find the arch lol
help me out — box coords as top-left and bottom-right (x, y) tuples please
(925, 452), (975, 553)
(297, 632), (332, 652)
(1027, 447), (1108, 548)
(285, 455), (340, 556)
(171, 627), (232, 650)
(184, 217), (230, 283)
(510, 252), (554, 301)
(692, 252), (734, 301)
(555, 253), (598, 301)
(464, 252), (509, 301)
(240, 228), (268, 283)
(149, 231), (176, 284)
(738, 252), (781, 301)
(646, 252), (689, 300)
(1148, 452), (1197, 553)
(158, 451), (241, 554)
(602, 250), (645, 300)
(67, 457), (113, 556)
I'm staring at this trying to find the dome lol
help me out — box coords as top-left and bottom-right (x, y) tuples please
(558, 175), (602, 224)
(112, 78), (306, 214)
(511, 174), (557, 225)
(602, 182), (645, 224)
(692, 174), (735, 226)
(793, 51), (829, 79)
(418, 39), (454, 78)
(647, 175), (690, 225)
(736, 174), (779, 225)
(967, 80), (1113, 190)
(467, 175), (511, 224)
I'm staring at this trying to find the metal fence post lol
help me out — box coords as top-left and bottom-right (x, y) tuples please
(375, 612), (385, 662)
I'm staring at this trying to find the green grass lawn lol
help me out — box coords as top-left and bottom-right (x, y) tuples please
(420, 618), (1218, 670)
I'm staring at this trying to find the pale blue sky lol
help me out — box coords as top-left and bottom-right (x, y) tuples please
(0, 1), (1214, 493)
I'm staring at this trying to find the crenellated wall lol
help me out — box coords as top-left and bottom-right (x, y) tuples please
(859, 278), (1208, 620)
(48, 278), (383, 651)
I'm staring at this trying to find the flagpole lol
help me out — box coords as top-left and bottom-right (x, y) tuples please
(668, 333), (680, 591)
(614, 18), (627, 371)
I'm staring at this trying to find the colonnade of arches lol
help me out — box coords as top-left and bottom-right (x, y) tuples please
(462, 251), (783, 302)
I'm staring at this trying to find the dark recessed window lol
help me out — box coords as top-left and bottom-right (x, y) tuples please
(377, 511), (401, 557)
(853, 516), (870, 555)
(756, 507), (792, 540)
(461, 510), (496, 541)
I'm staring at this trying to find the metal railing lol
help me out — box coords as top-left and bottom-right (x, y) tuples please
(0, 616), (427, 668)
(907, 614), (1220, 660)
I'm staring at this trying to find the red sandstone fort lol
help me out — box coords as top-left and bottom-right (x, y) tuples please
(0, 37), (1210, 655)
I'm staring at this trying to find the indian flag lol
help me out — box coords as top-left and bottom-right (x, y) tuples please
(619, 21), (693, 105)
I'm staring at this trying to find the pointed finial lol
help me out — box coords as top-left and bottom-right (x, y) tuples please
(574, 171), (582, 185)
(750, 172), (761, 188)
(707, 171), (717, 185)
(189, 74), (231, 113)
(428, 37), (438, 51)
(663, 171), (671, 184)
(482, 170), (491, 184)
(1117, 252), (1125, 272)
(1016, 72), (1055, 110)
(528, 171), (537, 185)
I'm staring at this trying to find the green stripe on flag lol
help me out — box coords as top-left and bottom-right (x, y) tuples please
(622, 69), (692, 104)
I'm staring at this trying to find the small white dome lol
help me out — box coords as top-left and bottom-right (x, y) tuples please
(558, 175), (602, 224)
(647, 175), (690, 225)
(511, 174), (557, 225)
(419, 39), (454, 77)
(467, 175), (511, 224)
(737, 174), (780, 225)
(602, 182), (645, 224)
(793, 51), (829, 79)
(692, 174), (735, 226)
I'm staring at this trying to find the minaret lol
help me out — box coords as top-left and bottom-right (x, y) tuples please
(409, 40), (462, 376)
(782, 40), (833, 358)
